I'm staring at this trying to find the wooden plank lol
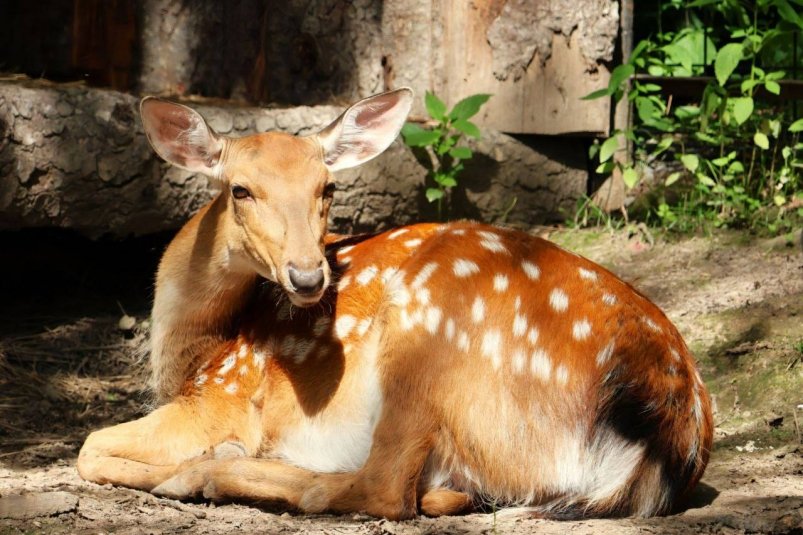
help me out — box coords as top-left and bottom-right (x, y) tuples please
(435, 0), (612, 135)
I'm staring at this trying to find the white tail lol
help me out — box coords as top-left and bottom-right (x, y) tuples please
(78, 89), (712, 520)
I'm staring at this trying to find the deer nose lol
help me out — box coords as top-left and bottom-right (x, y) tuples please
(287, 264), (325, 295)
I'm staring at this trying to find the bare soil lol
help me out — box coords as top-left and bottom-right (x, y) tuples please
(1, 227), (801, 534)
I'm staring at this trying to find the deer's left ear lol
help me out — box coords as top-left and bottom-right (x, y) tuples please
(315, 88), (413, 172)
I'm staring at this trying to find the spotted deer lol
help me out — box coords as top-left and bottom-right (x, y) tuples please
(77, 88), (713, 519)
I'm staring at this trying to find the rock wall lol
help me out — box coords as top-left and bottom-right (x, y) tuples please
(0, 80), (586, 238)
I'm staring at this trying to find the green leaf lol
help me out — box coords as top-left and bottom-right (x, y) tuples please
(581, 88), (612, 101)
(754, 132), (769, 150)
(773, 194), (787, 206)
(425, 188), (445, 202)
(765, 80), (781, 95)
(653, 136), (673, 156)
(789, 118), (803, 133)
(681, 154), (699, 173)
(731, 97), (754, 125)
(449, 94), (492, 121)
(728, 161), (745, 174)
(741, 79), (759, 93)
(622, 167), (639, 188)
(425, 92), (447, 121)
(596, 161), (615, 174)
(715, 43), (743, 86)
(440, 176), (457, 188)
(449, 146), (472, 160)
(401, 124), (440, 147)
(697, 174), (716, 187)
(665, 172), (681, 186)
(588, 141), (600, 159)
(776, 0), (803, 29)
(452, 119), (481, 138)
(599, 136), (619, 163)
(609, 64), (635, 92)
(674, 105), (700, 121)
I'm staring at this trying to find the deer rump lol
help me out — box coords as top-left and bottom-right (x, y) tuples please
(76, 89), (712, 520)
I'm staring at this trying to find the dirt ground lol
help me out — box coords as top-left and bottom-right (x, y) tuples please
(1, 226), (801, 534)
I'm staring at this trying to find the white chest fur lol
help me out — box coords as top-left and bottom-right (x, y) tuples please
(272, 329), (384, 473)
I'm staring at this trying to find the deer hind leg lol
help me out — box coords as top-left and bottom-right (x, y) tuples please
(77, 397), (258, 492)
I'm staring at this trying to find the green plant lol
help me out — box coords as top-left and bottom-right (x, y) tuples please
(583, 0), (803, 235)
(401, 92), (491, 218)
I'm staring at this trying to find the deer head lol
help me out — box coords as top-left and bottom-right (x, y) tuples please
(140, 88), (413, 307)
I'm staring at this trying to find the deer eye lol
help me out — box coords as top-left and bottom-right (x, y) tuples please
(323, 182), (336, 198)
(231, 185), (252, 200)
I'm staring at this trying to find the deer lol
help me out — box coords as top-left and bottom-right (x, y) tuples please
(77, 88), (713, 520)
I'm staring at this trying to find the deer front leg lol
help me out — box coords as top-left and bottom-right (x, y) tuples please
(77, 397), (260, 491)
(153, 402), (437, 519)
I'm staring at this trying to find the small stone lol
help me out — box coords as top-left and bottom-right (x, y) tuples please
(118, 315), (136, 331)
(0, 492), (78, 519)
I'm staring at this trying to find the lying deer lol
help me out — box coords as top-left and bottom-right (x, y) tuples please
(77, 88), (713, 519)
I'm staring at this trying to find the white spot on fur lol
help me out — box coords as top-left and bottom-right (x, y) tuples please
(643, 317), (661, 332)
(481, 329), (501, 362)
(237, 345), (248, 359)
(452, 229), (466, 235)
(477, 230), (500, 241)
(238, 365), (249, 376)
(555, 365), (569, 385)
(445, 318), (456, 341)
(453, 259), (480, 277)
(572, 318), (592, 340)
(527, 327), (539, 346)
(381, 267), (398, 284)
(471, 297), (485, 323)
(404, 238), (422, 248)
(224, 382), (238, 394)
(549, 288), (569, 312)
(338, 245), (355, 255)
(412, 262), (438, 289)
(578, 267), (598, 281)
(356, 265), (379, 286)
(530, 349), (551, 380)
(335, 315), (357, 339)
(339, 256), (352, 265)
(214, 377), (224, 385)
(357, 317), (373, 336)
(338, 275), (352, 291)
(513, 314), (527, 337)
(602, 293), (617, 306)
(480, 239), (508, 254)
(511, 348), (527, 374)
(425, 307), (442, 334)
(387, 228), (408, 239)
(522, 260), (540, 280)
(457, 331), (470, 352)
(218, 354), (236, 375)
(415, 287), (430, 305)
(596, 339), (616, 366)
(669, 348), (681, 361)
(253, 349), (267, 369)
(493, 274), (509, 292)
(195, 374), (208, 386)
(391, 286), (411, 308)
(514, 296), (522, 310)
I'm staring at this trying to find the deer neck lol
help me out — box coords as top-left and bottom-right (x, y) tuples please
(149, 195), (258, 403)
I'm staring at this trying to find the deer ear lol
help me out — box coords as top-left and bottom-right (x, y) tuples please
(316, 88), (414, 172)
(140, 97), (225, 176)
